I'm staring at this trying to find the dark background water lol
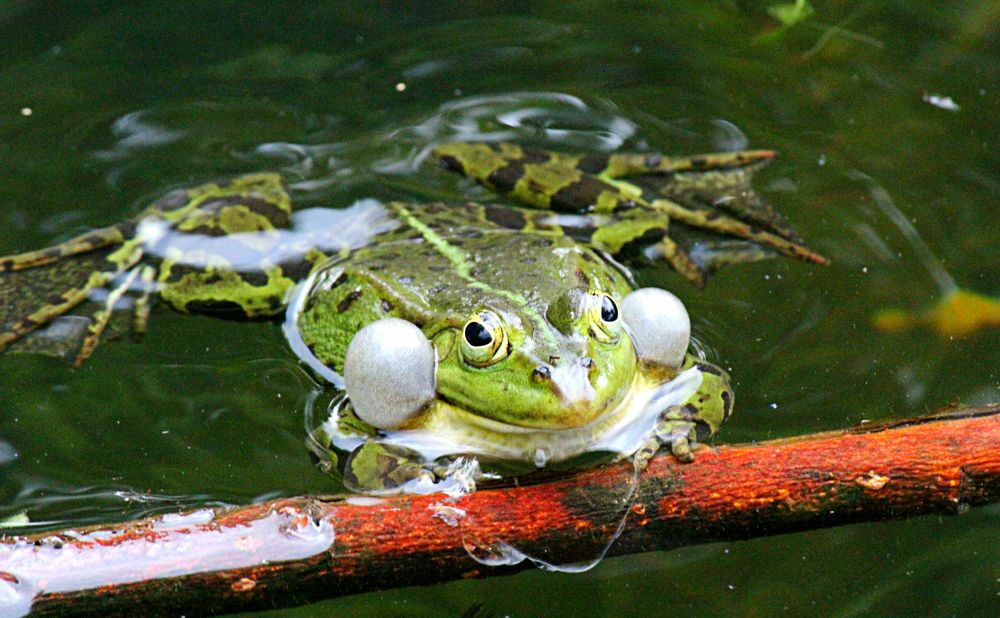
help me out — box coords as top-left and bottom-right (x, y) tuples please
(1, 1), (998, 615)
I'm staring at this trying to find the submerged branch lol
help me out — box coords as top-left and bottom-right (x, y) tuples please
(2, 403), (998, 617)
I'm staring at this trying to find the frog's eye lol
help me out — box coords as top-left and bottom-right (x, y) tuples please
(620, 288), (690, 368)
(586, 292), (621, 344)
(461, 310), (509, 367)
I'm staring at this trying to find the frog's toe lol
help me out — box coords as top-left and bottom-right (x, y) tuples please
(74, 265), (146, 366)
(669, 436), (695, 463)
(656, 235), (707, 286)
(652, 198), (827, 266)
(652, 406), (701, 463)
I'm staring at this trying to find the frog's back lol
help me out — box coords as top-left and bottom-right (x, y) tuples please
(294, 210), (630, 372)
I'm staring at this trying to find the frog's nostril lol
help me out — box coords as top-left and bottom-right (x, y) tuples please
(532, 365), (552, 382)
(580, 357), (594, 369)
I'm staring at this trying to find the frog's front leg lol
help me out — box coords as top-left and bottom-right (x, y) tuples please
(633, 359), (734, 471)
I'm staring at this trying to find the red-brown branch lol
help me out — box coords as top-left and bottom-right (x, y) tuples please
(2, 404), (998, 617)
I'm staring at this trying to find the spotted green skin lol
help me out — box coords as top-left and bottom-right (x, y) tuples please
(432, 142), (827, 286)
(0, 141), (827, 491)
(293, 199), (732, 491)
(0, 174), (319, 364)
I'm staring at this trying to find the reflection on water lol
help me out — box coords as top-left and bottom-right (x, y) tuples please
(853, 169), (1000, 339)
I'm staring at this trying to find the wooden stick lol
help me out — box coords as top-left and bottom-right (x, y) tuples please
(2, 404), (998, 617)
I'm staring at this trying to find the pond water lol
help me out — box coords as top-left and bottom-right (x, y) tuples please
(1, 1), (998, 615)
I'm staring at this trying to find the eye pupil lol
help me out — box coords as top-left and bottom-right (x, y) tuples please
(601, 296), (619, 322)
(464, 321), (493, 347)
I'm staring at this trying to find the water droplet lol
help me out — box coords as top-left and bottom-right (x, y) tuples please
(430, 503), (466, 527)
(462, 537), (527, 567)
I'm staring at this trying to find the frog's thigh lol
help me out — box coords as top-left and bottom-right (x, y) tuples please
(344, 441), (433, 491)
(686, 368), (734, 434)
(157, 262), (294, 317)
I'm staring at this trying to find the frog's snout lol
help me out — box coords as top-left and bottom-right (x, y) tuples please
(534, 360), (597, 409)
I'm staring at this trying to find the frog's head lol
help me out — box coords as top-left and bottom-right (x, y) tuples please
(344, 286), (692, 432)
(427, 288), (638, 429)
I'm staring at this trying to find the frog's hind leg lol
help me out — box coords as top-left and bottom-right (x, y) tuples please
(0, 271), (112, 353)
(131, 265), (157, 340)
(74, 264), (144, 366)
(576, 149), (806, 243)
(0, 226), (139, 356)
(0, 225), (129, 272)
(650, 198), (828, 265)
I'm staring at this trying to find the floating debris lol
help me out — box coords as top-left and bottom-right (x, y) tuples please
(852, 171), (997, 338)
(873, 288), (1000, 338)
(922, 93), (961, 112)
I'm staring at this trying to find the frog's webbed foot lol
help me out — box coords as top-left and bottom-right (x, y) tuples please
(433, 142), (826, 284)
(590, 149), (804, 240)
(560, 145), (827, 266)
(343, 442), (488, 494)
(73, 263), (158, 366)
(650, 198), (827, 266)
(0, 223), (141, 359)
(632, 405), (712, 472)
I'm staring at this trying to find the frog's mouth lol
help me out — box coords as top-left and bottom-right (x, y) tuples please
(382, 365), (703, 466)
(431, 359), (621, 431)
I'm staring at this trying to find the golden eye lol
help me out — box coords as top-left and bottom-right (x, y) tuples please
(587, 292), (621, 344)
(461, 310), (509, 367)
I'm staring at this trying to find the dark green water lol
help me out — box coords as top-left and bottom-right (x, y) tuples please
(1, 1), (998, 615)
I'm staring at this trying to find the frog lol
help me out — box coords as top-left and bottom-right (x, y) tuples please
(0, 142), (825, 492)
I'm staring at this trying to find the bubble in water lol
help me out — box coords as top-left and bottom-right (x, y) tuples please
(462, 537), (528, 567)
(710, 119), (748, 151)
(430, 503), (467, 527)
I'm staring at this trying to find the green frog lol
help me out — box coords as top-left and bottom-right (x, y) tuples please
(0, 142), (824, 492)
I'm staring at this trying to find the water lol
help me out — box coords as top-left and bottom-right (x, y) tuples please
(1, 1), (998, 615)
